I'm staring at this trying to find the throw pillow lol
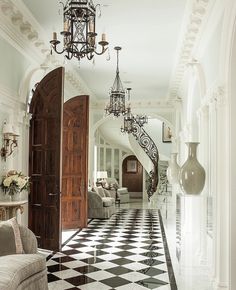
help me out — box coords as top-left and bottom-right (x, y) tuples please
(0, 217), (24, 256)
(97, 186), (105, 197)
(103, 189), (111, 197)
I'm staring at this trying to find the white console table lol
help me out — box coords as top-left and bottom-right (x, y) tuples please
(0, 200), (28, 222)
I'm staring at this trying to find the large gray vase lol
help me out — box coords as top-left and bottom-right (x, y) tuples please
(179, 142), (205, 195)
(167, 153), (180, 185)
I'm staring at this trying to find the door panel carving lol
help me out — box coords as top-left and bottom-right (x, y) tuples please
(29, 67), (64, 251)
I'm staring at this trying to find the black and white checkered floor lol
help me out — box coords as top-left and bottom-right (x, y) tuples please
(47, 209), (177, 290)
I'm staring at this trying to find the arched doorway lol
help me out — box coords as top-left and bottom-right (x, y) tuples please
(122, 155), (143, 198)
(29, 67), (89, 251)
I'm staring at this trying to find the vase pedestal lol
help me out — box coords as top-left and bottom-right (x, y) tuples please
(9, 193), (21, 202)
(0, 199), (28, 221)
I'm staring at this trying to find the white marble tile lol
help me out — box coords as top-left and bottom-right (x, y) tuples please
(48, 280), (74, 290)
(53, 269), (82, 279)
(120, 272), (149, 282)
(127, 248), (148, 254)
(97, 253), (121, 261)
(62, 260), (87, 268)
(86, 270), (115, 280)
(83, 241), (102, 246)
(102, 247), (123, 253)
(116, 283), (147, 290)
(92, 261), (117, 270)
(124, 254), (147, 262)
(153, 263), (168, 271)
(76, 246), (95, 252)
(123, 262), (149, 271)
(153, 273), (170, 283)
(105, 241), (125, 247)
(70, 253), (93, 260)
(79, 281), (111, 290)
(153, 284), (171, 290)
(46, 260), (59, 266)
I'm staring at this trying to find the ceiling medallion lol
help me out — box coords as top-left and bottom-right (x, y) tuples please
(50, 0), (109, 61)
(105, 46), (127, 117)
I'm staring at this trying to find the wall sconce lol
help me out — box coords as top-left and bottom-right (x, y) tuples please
(0, 121), (19, 161)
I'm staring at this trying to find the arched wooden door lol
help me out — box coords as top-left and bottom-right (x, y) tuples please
(29, 67), (64, 251)
(61, 96), (89, 229)
(122, 155), (143, 193)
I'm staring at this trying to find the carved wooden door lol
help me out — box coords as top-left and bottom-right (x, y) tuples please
(61, 95), (89, 229)
(122, 155), (143, 192)
(29, 67), (64, 251)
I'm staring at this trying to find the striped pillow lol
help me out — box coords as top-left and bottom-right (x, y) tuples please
(0, 218), (24, 256)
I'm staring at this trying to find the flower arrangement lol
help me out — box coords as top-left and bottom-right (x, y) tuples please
(1, 170), (30, 196)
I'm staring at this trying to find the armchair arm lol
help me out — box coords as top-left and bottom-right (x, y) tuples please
(88, 191), (103, 208)
(19, 225), (37, 254)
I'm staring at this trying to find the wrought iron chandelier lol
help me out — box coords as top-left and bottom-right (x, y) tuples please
(105, 46), (127, 117)
(121, 88), (148, 134)
(50, 0), (109, 61)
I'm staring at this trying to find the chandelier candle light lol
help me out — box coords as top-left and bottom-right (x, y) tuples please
(50, 0), (109, 61)
(120, 88), (148, 134)
(105, 46), (127, 117)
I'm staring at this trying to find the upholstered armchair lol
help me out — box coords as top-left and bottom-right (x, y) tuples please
(88, 188), (116, 219)
(0, 223), (48, 290)
(106, 177), (130, 203)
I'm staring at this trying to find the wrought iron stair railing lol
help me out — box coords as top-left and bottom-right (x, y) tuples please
(131, 121), (159, 200)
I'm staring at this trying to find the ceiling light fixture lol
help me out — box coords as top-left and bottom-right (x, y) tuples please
(105, 46), (127, 117)
(50, 0), (109, 61)
(121, 88), (148, 134)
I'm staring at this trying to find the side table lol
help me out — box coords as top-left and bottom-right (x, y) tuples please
(0, 200), (28, 222)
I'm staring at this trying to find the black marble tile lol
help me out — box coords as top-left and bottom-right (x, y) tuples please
(62, 249), (80, 255)
(47, 273), (61, 282)
(65, 275), (95, 286)
(115, 251), (136, 258)
(138, 267), (166, 276)
(80, 257), (103, 264)
(47, 209), (176, 290)
(118, 244), (136, 250)
(140, 259), (165, 266)
(74, 265), (100, 274)
(52, 256), (76, 263)
(101, 276), (130, 287)
(136, 277), (168, 289)
(86, 250), (107, 256)
(68, 243), (89, 248)
(111, 258), (133, 265)
(47, 264), (69, 272)
(106, 266), (132, 275)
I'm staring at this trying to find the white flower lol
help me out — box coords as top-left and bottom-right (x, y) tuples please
(17, 177), (27, 189)
(1, 170), (30, 194)
(3, 176), (12, 187)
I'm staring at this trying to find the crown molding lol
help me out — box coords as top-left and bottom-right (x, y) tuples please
(167, 0), (213, 100)
(0, 0), (96, 101)
(0, 82), (24, 108)
(90, 99), (176, 110)
(0, 0), (49, 64)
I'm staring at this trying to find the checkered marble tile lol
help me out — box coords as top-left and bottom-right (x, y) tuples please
(47, 209), (177, 289)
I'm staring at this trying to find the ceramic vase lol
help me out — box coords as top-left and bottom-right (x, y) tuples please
(179, 142), (205, 195)
(167, 153), (180, 185)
